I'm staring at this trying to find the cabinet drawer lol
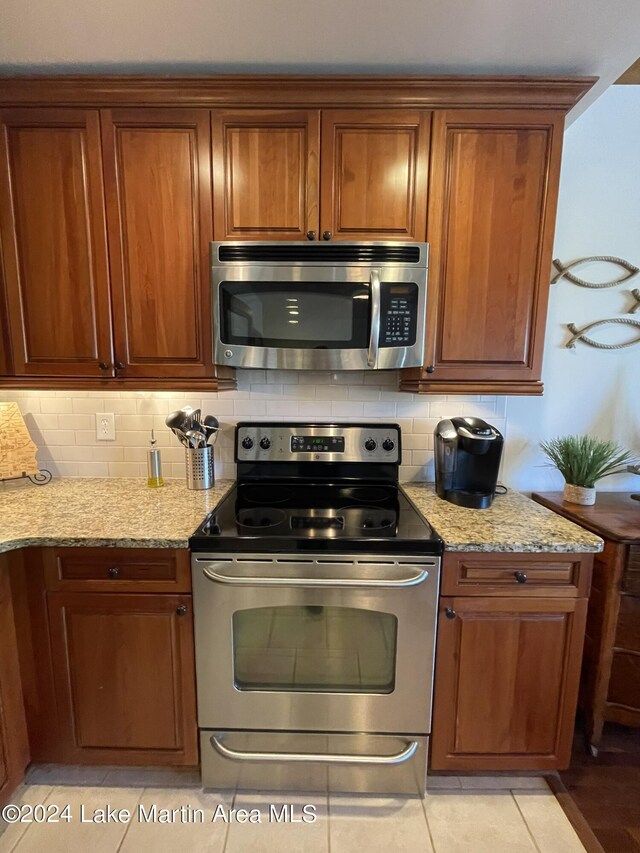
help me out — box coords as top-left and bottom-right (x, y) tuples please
(441, 553), (591, 597)
(43, 548), (191, 593)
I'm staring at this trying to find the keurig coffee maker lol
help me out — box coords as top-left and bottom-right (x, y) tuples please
(434, 417), (504, 509)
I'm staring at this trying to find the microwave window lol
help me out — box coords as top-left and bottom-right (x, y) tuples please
(219, 282), (370, 348)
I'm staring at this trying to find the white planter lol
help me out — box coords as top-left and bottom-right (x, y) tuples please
(563, 483), (596, 506)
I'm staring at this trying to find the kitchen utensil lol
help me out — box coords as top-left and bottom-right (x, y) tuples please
(185, 429), (206, 449)
(203, 415), (219, 445)
(166, 410), (189, 432)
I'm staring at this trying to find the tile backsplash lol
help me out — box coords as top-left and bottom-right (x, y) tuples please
(2, 370), (507, 483)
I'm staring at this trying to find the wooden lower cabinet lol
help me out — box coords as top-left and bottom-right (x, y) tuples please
(46, 591), (198, 765)
(0, 558), (29, 803)
(431, 594), (588, 771)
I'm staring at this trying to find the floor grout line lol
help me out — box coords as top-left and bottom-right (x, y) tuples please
(220, 787), (237, 853)
(511, 790), (543, 853)
(420, 791), (438, 853)
(113, 786), (145, 853)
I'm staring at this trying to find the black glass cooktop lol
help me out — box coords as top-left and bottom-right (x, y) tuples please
(189, 481), (443, 555)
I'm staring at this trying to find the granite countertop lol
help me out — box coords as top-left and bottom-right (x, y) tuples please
(401, 483), (604, 553)
(0, 478), (603, 555)
(0, 477), (234, 554)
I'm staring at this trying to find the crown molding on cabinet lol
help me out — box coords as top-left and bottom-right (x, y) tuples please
(0, 75), (597, 111)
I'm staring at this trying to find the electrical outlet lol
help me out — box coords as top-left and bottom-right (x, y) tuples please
(96, 412), (116, 441)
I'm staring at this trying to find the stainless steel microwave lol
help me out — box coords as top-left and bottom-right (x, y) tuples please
(212, 241), (428, 371)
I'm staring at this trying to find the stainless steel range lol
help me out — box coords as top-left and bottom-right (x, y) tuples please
(190, 422), (443, 795)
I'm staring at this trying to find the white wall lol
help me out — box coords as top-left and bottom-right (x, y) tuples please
(503, 85), (640, 492)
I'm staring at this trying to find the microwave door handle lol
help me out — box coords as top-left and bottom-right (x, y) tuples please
(367, 270), (381, 367)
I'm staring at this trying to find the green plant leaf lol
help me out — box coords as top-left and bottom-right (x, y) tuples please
(539, 435), (639, 488)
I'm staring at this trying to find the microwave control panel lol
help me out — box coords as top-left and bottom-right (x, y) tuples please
(380, 283), (418, 347)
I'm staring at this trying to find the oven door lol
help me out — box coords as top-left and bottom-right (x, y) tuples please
(191, 554), (440, 734)
(212, 264), (426, 370)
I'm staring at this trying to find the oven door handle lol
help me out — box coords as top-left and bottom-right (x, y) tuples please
(367, 269), (381, 368)
(201, 566), (430, 588)
(210, 735), (419, 766)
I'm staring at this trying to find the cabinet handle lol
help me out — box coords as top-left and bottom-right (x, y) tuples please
(426, 365), (435, 374)
(444, 607), (456, 620)
(322, 231), (332, 241)
(306, 230), (316, 241)
(108, 566), (120, 579)
(514, 571), (528, 584)
(176, 604), (188, 616)
(115, 362), (126, 371)
(98, 362), (110, 371)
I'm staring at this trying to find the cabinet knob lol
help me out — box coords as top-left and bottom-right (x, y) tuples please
(98, 362), (110, 371)
(426, 365), (435, 374)
(322, 231), (332, 241)
(514, 571), (528, 584)
(306, 230), (317, 241)
(108, 566), (120, 579)
(115, 362), (126, 371)
(176, 604), (188, 616)
(444, 607), (456, 620)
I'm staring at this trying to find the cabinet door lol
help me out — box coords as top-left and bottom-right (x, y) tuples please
(212, 109), (320, 240)
(102, 109), (214, 379)
(320, 110), (430, 241)
(47, 592), (197, 765)
(413, 110), (563, 394)
(0, 109), (113, 376)
(431, 596), (587, 771)
(0, 561), (29, 804)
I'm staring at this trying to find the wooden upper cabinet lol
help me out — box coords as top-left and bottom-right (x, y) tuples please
(212, 110), (320, 240)
(403, 109), (564, 395)
(320, 110), (430, 242)
(101, 109), (214, 378)
(211, 108), (430, 243)
(0, 109), (113, 376)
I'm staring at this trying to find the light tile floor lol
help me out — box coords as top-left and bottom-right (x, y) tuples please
(0, 767), (587, 852)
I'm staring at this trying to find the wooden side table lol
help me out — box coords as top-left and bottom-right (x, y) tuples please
(532, 492), (640, 756)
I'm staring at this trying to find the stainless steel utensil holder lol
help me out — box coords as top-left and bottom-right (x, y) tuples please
(185, 446), (214, 490)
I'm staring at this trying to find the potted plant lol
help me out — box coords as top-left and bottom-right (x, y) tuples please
(539, 435), (638, 505)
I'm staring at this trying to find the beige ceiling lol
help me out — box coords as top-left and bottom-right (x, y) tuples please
(1, 0), (639, 120)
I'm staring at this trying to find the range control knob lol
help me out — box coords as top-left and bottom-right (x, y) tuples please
(364, 438), (377, 452)
(259, 437), (272, 450)
(382, 438), (395, 452)
(241, 437), (254, 450)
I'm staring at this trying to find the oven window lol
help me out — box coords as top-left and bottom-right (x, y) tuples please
(219, 282), (370, 348)
(232, 605), (397, 693)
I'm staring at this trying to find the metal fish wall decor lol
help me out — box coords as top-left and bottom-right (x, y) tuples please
(551, 256), (639, 288)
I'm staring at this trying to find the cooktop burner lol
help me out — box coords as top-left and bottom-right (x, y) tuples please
(236, 507), (288, 528)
